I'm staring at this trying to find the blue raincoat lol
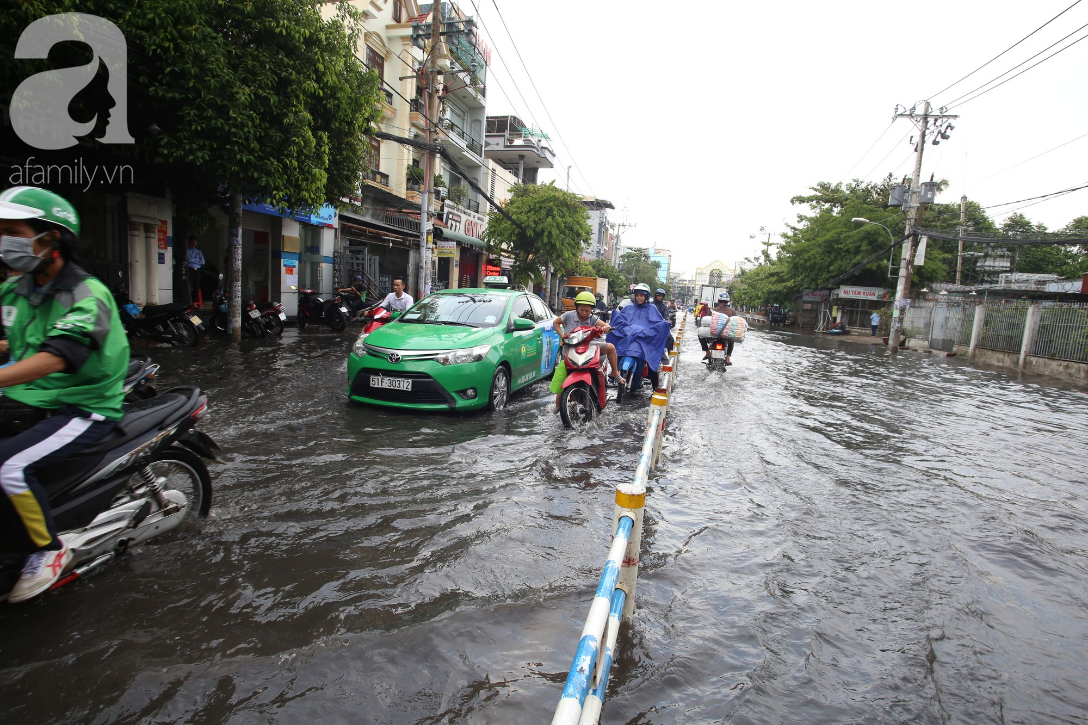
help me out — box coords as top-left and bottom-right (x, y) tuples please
(607, 300), (672, 371)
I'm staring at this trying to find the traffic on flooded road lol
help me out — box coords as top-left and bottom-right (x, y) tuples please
(2, 320), (1086, 723)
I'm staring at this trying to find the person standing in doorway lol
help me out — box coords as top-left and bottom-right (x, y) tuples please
(870, 310), (881, 336)
(186, 236), (205, 304)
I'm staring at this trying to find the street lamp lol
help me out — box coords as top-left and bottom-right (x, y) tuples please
(851, 217), (895, 244)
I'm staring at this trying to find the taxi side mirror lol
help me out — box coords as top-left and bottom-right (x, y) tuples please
(512, 317), (535, 331)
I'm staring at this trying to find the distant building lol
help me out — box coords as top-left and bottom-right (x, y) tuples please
(648, 245), (671, 285)
(580, 197), (615, 261)
(695, 259), (735, 287)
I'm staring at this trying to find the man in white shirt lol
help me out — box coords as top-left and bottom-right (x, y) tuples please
(378, 275), (414, 312)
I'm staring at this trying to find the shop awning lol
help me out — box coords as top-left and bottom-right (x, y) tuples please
(438, 228), (486, 249)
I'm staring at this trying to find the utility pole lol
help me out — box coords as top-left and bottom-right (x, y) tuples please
(889, 101), (957, 353)
(956, 194), (966, 285)
(566, 165), (571, 192)
(418, 0), (442, 301)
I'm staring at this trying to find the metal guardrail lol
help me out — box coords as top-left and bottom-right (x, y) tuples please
(552, 314), (687, 725)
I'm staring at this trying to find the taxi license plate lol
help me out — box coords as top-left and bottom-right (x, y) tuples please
(189, 315), (202, 325)
(371, 376), (411, 391)
(278, 311), (287, 321)
(711, 349), (726, 358)
(248, 309), (261, 318)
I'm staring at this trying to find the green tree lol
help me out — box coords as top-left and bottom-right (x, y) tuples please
(483, 182), (592, 287)
(2, 1), (382, 340)
(618, 248), (662, 290)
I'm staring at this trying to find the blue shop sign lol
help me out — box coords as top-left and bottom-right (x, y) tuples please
(242, 202), (338, 228)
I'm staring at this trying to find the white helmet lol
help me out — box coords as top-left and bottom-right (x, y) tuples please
(717, 291), (730, 305)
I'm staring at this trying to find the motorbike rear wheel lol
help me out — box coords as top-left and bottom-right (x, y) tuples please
(560, 382), (595, 428)
(264, 314), (285, 336)
(169, 319), (200, 347)
(123, 448), (212, 531)
(243, 317), (266, 338)
(326, 307), (347, 332)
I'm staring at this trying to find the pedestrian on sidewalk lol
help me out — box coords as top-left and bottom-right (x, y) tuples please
(870, 310), (881, 336)
(186, 236), (205, 303)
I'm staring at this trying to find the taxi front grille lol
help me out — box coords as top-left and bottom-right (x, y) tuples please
(352, 371), (455, 407)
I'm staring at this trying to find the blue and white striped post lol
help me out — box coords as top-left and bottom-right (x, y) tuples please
(578, 587), (627, 724)
(552, 516), (634, 725)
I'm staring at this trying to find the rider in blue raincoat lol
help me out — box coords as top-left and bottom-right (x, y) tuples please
(606, 283), (672, 386)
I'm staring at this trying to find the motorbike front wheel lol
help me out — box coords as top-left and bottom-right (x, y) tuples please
(326, 307), (347, 332)
(560, 382), (595, 428)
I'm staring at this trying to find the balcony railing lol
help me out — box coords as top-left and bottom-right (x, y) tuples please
(441, 118), (483, 157)
(410, 97), (425, 115)
(363, 168), (390, 187)
(383, 89), (394, 105)
(359, 207), (420, 234)
(465, 198), (480, 213)
(407, 178), (422, 192)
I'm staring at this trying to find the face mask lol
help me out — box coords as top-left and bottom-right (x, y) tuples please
(0, 233), (51, 274)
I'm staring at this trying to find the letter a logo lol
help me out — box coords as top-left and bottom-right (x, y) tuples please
(10, 13), (135, 150)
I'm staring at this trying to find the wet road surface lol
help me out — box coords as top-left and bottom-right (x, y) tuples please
(2, 321), (1087, 723)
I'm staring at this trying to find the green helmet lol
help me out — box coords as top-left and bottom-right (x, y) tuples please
(0, 186), (80, 235)
(574, 291), (596, 307)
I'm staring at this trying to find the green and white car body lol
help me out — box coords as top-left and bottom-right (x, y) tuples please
(346, 288), (561, 411)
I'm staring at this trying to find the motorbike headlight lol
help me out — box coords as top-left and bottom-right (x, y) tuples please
(352, 332), (369, 357)
(435, 344), (491, 365)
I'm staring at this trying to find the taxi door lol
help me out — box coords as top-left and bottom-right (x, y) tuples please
(508, 295), (542, 389)
(531, 295), (560, 380)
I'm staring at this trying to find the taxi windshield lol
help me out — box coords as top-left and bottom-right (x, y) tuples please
(399, 294), (509, 328)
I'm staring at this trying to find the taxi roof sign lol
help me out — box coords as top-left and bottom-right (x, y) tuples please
(483, 275), (510, 286)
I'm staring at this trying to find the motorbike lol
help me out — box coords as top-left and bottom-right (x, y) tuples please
(114, 288), (203, 348)
(706, 338), (730, 372)
(257, 301), (288, 336)
(615, 354), (655, 401)
(0, 385), (221, 602)
(559, 326), (611, 428)
(358, 304), (394, 335)
(124, 354), (160, 399)
(294, 286), (348, 331)
(207, 290), (266, 338)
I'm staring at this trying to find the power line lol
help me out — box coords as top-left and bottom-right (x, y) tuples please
(860, 128), (913, 182)
(484, 0), (596, 197)
(982, 181), (1088, 209)
(839, 121), (895, 183)
(969, 130), (1088, 188)
(944, 23), (1088, 109)
(930, 0), (1083, 100)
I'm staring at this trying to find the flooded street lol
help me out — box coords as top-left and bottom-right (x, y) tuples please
(2, 322), (1087, 724)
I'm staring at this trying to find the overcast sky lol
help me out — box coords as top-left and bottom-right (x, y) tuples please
(469, 0), (1088, 278)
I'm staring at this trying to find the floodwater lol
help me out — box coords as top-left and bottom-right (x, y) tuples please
(2, 321), (1087, 724)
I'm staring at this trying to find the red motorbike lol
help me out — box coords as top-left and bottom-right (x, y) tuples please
(559, 326), (611, 428)
(359, 305), (394, 335)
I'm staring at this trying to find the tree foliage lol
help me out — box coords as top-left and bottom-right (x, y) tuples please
(618, 248), (664, 292)
(483, 182), (592, 287)
(729, 175), (1088, 307)
(1, 1), (382, 219)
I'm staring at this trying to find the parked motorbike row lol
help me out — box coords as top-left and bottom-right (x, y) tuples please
(0, 353), (221, 602)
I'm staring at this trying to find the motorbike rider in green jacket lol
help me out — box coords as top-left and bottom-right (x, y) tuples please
(0, 186), (129, 603)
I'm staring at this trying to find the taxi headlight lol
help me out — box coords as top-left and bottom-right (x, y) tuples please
(436, 344), (491, 365)
(352, 332), (369, 357)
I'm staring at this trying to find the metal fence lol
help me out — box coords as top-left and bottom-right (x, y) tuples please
(1032, 303), (1088, 363)
(979, 301), (1029, 353)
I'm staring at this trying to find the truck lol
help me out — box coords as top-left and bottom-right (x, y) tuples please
(560, 276), (609, 311)
(697, 285), (729, 306)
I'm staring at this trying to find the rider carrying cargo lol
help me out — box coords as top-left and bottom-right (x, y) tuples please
(700, 291), (739, 365)
(550, 291), (619, 411)
(0, 187), (129, 603)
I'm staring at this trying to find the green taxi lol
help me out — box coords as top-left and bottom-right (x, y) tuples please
(346, 288), (561, 411)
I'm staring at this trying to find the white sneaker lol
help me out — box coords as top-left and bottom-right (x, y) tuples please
(8, 544), (72, 603)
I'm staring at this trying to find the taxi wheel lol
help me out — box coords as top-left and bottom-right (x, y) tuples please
(486, 366), (510, 411)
